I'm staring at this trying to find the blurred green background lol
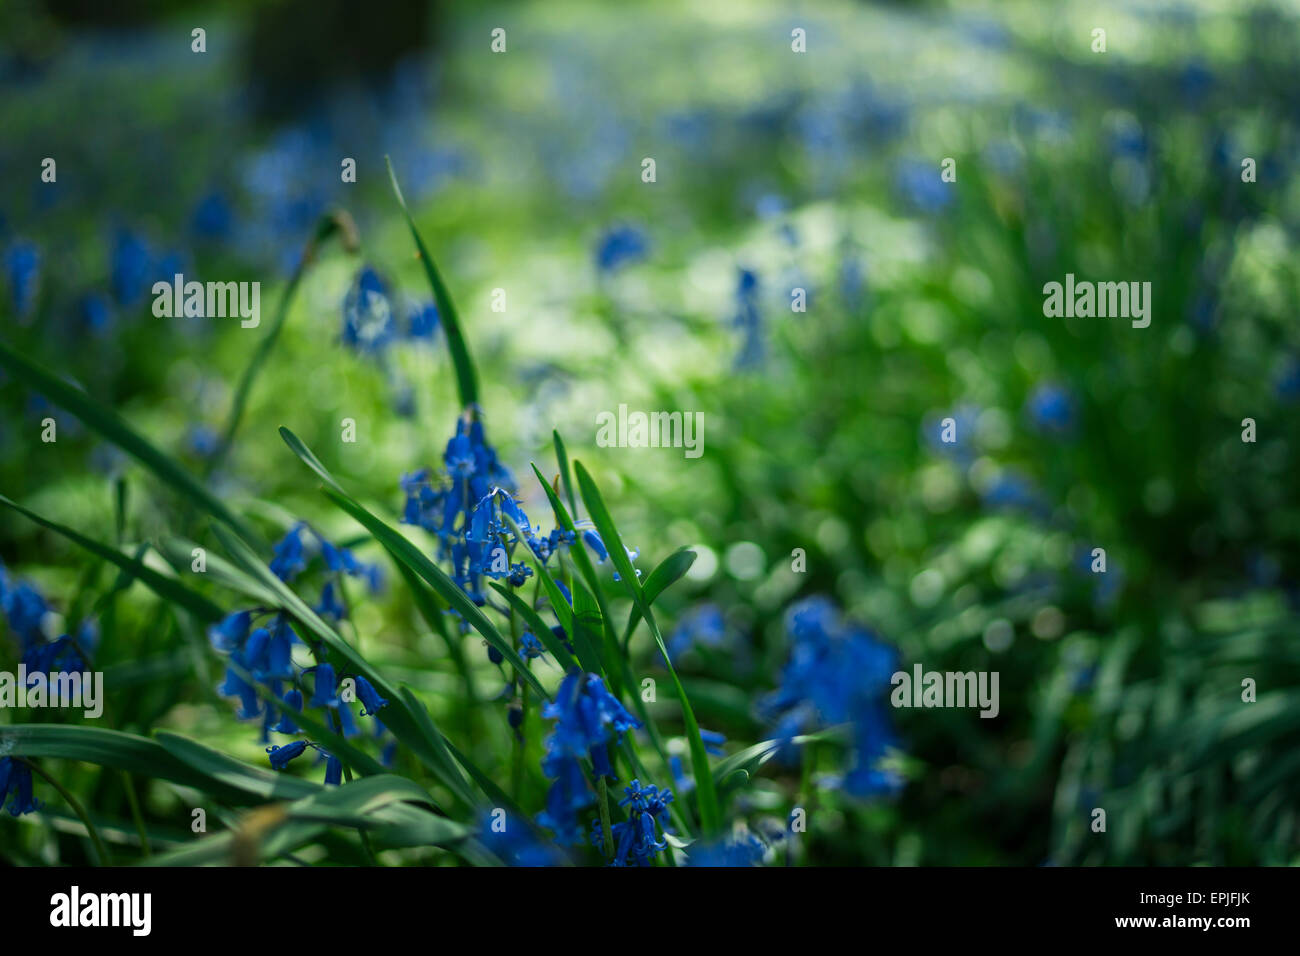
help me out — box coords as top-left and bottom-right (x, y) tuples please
(2, 0), (1298, 865)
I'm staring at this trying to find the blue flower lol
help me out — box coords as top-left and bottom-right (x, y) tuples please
(1, 562), (50, 652)
(667, 603), (727, 660)
(896, 158), (953, 212)
(267, 740), (310, 770)
(354, 675), (388, 717)
(269, 523), (308, 581)
(537, 671), (642, 842)
(594, 225), (649, 272)
(687, 833), (768, 867)
(192, 190), (235, 240)
(3, 240), (40, 318)
(324, 754), (343, 786)
(314, 580), (346, 621)
(407, 301), (439, 340)
(341, 266), (397, 356)
(732, 267), (764, 368)
(273, 688), (303, 734)
(520, 631), (546, 661)
(1026, 383), (1077, 436)
(309, 663), (340, 708)
(591, 778), (674, 866)
(77, 293), (112, 336)
(760, 597), (901, 793)
(109, 228), (153, 306)
(208, 610), (252, 653)
(479, 811), (564, 866)
(0, 757), (41, 817)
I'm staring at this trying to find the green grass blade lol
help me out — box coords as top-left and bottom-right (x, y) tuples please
(488, 580), (578, 672)
(0, 339), (256, 542)
(574, 460), (722, 834)
(552, 429), (579, 516)
(385, 156), (479, 408)
(0, 725), (286, 806)
(207, 210), (355, 475)
(624, 546), (697, 643)
(0, 494), (224, 622)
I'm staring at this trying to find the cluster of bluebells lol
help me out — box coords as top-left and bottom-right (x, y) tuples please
(536, 671), (642, 847)
(340, 265), (442, 416)
(0, 561), (104, 816)
(0, 757), (40, 817)
(1, 560), (98, 703)
(760, 597), (902, 799)
(399, 415), (590, 626)
(207, 524), (392, 781)
(590, 778), (675, 867)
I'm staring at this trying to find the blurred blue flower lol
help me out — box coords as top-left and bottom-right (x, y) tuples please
(759, 597), (901, 797)
(341, 266), (397, 356)
(0, 757), (41, 817)
(594, 225), (649, 272)
(1026, 383), (1077, 436)
(3, 240), (40, 318)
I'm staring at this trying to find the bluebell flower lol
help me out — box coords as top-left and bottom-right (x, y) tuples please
(980, 469), (1050, 518)
(479, 810), (565, 866)
(354, 675), (388, 717)
(324, 754), (343, 786)
(732, 267), (764, 368)
(192, 190), (235, 240)
(590, 778), (674, 866)
(314, 580), (346, 621)
(896, 158), (953, 212)
(407, 301), (439, 340)
(267, 740), (310, 770)
(341, 266), (397, 356)
(538, 671), (642, 842)
(3, 240), (40, 318)
(208, 610), (252, 653)
(687, 832), (768, 867)
(269, 523), (308, 581)
(273, 688), (303, 734)
(520, 631), (546, 661)
(594, 225), (649, 272)
(1026, 383), (1077, 436)
(581, 530), (639, 581)
(667, 603), (727, 660)
(309, 663), (340, 708)
(760, 597), (901, 794)
(0, 757), (42, 817)
(185, 424), (219, 459)
(1, 561), (50, 652)
(1275, 356), (1300, 401)
(109, 228), (153, 306)
(700, 728), (726, 757)
(77, 293), (112, 336)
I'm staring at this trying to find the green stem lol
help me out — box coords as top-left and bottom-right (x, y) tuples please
(120, 771), (151, 858)
(21, 759), (111, 866)
(597, 775), (615, 858)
